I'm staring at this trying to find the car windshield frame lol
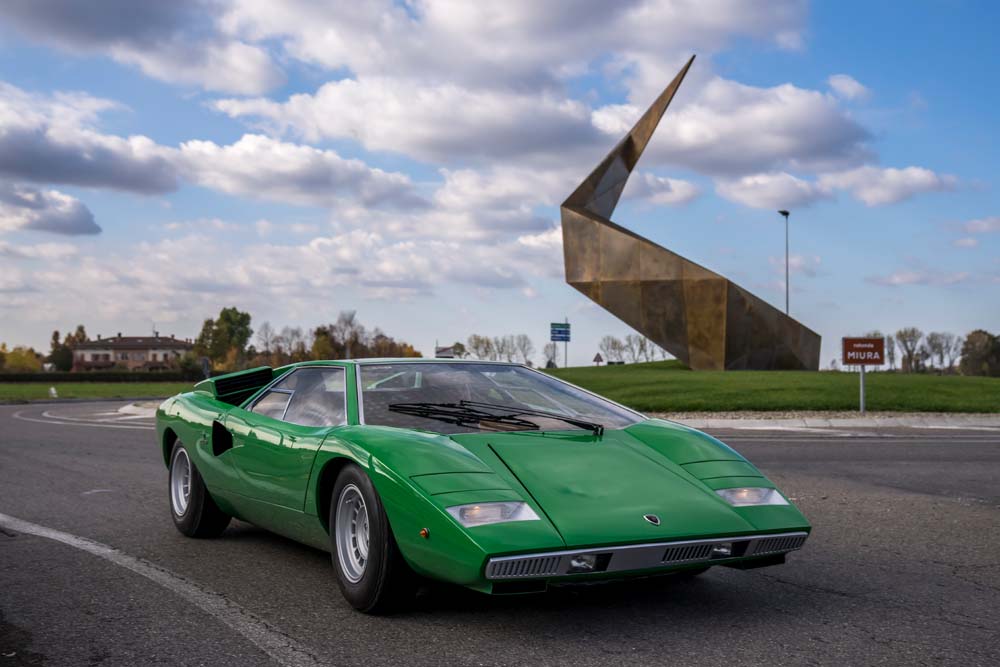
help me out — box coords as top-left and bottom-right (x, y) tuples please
(356, 361), (644, 434)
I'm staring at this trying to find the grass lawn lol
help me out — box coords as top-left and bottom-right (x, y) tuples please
(0, 382), (194, 402)
(549, 361), (1000, 413)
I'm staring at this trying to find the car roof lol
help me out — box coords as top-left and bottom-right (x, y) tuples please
(290, 358), (524, 367)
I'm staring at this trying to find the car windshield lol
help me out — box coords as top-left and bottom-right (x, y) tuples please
(359, 362), (642, 434)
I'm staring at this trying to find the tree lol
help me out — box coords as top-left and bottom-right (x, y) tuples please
(449, 342), (467, 359)
(195, 307), (253, 368)
(513, 334), (534, 365)
(543, 342), (558, 368)
(5, 346), (42, 372)
(214, 307), (253, 359)
(311, 327), (335, 360)
(959, 330), (1000, 377)
(256, 321), (275, 355)
(467, 334), (494, 360)
(492, 336), (515, 362)
(599, 335), (624, 363)
(623, 334), (643, 363)
(885, 334), (897, 370)
(944, 334), (962, 370)
(48, 329), (73, 371)
(895, 327), (923, 373)
(924, 332), (948, 370)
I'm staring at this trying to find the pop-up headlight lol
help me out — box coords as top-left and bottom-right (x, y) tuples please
(446, 502), (540, 527)
(716, 487), (789, 507)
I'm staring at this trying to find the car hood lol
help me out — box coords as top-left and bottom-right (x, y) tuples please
(453, 428), (757, 547)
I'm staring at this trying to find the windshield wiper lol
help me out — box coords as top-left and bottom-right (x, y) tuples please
(459, 400), (604, 436)
(387, 402), (540, 432)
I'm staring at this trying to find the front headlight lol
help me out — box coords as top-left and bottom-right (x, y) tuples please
(446, 502), (540, 527)
(716, 487), (789, 507)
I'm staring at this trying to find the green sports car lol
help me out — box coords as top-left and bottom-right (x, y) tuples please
(157, 359), (810, 613)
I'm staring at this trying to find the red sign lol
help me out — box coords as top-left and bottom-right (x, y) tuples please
(842, 337), (885, 365)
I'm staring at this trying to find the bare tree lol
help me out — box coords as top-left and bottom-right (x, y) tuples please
(885, 334), (896, 370)
(943, 333), (962, 370)
(925, 332), (947, 370)
(255, 321), (275, 355)
(641, 337), (657, 362)
(599, 335), (625, 363)
(492, 336), (516, 362)
(466, 334), (494, 360)
(623, 334), (643, 363)
(895, 327), (923, 373)
(513, 334), (534, 365)
(543, 342), (558, 367)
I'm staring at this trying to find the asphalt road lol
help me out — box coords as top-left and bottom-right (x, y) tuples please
(1, 402), (998, 666)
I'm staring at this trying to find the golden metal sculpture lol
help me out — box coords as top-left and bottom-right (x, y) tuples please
(561, 55), (821, 370)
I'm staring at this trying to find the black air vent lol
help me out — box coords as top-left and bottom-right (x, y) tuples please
(214, 368), (273, 397)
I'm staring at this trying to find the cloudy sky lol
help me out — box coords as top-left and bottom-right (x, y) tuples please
(1, 1), (997, 365)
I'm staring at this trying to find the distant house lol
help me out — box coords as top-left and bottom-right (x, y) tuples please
(434, 345), (459, 359)
(71, 333), (194, 371)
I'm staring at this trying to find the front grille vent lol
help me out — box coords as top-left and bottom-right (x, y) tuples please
(488, 555), (561, 579)
(752, 534), (807, 556)
(662, 543), (714, 564)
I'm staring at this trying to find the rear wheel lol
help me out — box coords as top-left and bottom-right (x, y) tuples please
(330, 464), (416, 613)
(168, 440), (230, 538)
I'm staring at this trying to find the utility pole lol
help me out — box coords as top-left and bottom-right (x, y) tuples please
(778, 210), (790, 315)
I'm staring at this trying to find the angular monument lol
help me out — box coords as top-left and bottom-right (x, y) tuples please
(561, 55), (821, 371)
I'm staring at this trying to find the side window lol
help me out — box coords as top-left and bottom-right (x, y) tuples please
(250, 367), (347, 427)
(250, 390), (292, 420)
(283, 367), (347, 427)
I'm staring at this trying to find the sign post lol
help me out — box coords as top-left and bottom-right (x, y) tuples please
(842, 337), (886, 414)
(550, 321), (571, 368)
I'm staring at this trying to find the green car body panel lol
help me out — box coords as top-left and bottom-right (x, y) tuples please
(157, 359), (810, 594)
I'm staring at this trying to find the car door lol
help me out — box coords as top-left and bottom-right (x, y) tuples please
(227, 366), (348, 511)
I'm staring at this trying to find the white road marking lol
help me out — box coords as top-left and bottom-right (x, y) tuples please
(0, 512), (324, 667)
(12, 410), (154, 431)
(81, 489), (114, 495)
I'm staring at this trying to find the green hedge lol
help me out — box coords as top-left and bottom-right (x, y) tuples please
(0, 371), (203, 383)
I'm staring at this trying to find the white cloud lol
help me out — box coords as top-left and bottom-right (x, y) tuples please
(818, 166), (955, 206)
(827, 74), (870, 101)
(0, 83), (178, 194)
(962, 216), (1000, 234)
(952, 237), (979, 248)
(176, 134), (425, 209)
(214, 77), (602, 165)
(2, 0), (283, 94)
(768, 253), (821, 277)
(868, 269), (969, 287)
(623, 172), (700, 205)
(218, 0), (805, 91)
(0, 240), (79, 260)
(595, 77), (872, 176)
(0, 182), (99, 235)
(716, 172), (828, 208)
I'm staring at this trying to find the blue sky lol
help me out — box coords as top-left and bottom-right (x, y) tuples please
(0, 1), (997, 366)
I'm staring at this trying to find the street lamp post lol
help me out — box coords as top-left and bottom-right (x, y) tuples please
(778, 210), (790, 315)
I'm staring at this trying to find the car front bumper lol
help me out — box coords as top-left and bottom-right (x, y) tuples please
(486, 531), (808, 581)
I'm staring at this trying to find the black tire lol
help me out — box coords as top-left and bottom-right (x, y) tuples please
(330, 464), (416, 613)
(168, 440), (231, 538)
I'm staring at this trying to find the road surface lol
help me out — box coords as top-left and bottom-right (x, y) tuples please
(1, 402), (998, 666)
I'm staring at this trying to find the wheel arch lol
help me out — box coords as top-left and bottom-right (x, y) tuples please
(315, 456), (358, 534)
(162, 427), (178, 467)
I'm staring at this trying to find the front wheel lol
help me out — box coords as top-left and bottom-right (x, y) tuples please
(330, 464), (416, 613)
(168, 440), (231, 538)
